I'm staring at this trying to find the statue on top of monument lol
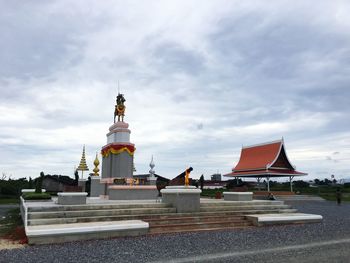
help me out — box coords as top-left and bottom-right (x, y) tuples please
(114, 93), (126, 123)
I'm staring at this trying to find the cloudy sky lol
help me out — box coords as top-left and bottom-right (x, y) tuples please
(1, 0), (349, 181)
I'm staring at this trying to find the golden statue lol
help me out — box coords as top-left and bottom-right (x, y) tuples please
(185, 167), (192, 187)
(114, 93), (126, 123)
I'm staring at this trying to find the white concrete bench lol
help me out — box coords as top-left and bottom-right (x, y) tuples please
(223, 192), (253, 201)
(246, 213), (323, 226)
(26, 220), (149, 244)
(57, 192), (88, 205)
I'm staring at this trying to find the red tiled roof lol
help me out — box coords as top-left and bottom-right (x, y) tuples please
(233, 140), (282, 171)
(225, 139), (307, 178)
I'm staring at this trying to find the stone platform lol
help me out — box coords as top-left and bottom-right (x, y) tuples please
(20, 196), (322, 244)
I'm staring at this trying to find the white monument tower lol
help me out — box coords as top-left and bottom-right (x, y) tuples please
(101, 93), (135, 180)
(93, 93), (158, 200)
(149, 155), (156, 185)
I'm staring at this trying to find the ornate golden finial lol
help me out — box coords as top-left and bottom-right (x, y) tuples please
(77, 145), (89, 179)
(93, 152), (100, 176)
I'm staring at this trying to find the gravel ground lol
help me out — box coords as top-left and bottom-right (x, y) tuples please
(0, 201), (349, 263)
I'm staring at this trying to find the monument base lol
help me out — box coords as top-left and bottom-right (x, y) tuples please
(90, 176), (105, 197)
(108, 185), (158, 200)
(161, 186), (201, 213)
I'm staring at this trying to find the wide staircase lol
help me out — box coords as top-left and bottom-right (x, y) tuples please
(27, 200), (297, 235)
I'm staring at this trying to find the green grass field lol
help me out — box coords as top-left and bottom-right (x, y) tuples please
(0, 198), (19, 205)
(201, 186), (350, 202)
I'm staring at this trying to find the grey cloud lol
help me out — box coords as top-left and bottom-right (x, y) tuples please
(1, 1), (350, 179)
(0, 2), (96, 80)
(150, 42), (205, 75)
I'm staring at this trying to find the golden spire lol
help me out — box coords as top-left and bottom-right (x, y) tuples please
(77, 145), (89, 179)
(93, 152), (100, 176)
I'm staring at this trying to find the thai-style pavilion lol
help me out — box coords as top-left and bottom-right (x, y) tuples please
(224, 139), (307, 192)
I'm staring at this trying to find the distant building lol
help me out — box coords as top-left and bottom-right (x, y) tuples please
(210, 173), (222, 181)
(224, 139), (307, 192)
(203, 180), (226, 189)
(41, 175), (76, 192)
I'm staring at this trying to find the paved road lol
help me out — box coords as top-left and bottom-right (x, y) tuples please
(0, 201), (349, 263)
(153, 238), (350, 263)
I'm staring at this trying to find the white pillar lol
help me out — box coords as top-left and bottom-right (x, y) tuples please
(267, 177), (270, 192)
(257, 177), (261, 191)
(290, 176), (294, 192)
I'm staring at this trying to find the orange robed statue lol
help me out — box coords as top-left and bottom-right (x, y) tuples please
(185, 167), (193, 187)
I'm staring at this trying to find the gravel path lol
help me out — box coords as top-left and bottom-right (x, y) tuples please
(0, 201), (349, 263)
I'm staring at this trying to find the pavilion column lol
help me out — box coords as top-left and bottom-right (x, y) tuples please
(267, 176), (270, 192)
(257, 177), (261, 191)
(290, 176), (294, 192)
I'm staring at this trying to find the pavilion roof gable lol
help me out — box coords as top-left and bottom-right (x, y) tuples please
(233, 139), (296, 172)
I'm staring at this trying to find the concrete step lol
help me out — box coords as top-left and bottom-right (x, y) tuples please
(26, 220), (149, 245)
(149, 220), (252, 232)
(147, 215), (246, 226)
(28, 214), (245, 226)
(27, 203), (171, 212)
(200, 204), (292, 212)
(148, 224), (253, 234)
(200, 200), (285, 207)
(276, 195), (325, 201)
(149, 226), (253, 235)
(27, 208), (297, 226)
(28, 207), (177, 220)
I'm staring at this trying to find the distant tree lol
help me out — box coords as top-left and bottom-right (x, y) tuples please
(226, 178), (243, 189)
(35, 172), (44, 193)
(28, 177), (33, 188)
(269, 181), (278, 188)
(293, 180), (309, 188)
(324, 178), (332, 185)
(344, 183), (350, 188)
(199, 175), (204, 190)
(314, 179), (320, 185)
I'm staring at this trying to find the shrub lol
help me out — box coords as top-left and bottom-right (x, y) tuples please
(35, 172), (44, 193)
(344, 183), (350, 188)
(22, 192), (51, 200)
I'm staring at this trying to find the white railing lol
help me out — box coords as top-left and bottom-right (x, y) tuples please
(20, 196), (28, 233)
